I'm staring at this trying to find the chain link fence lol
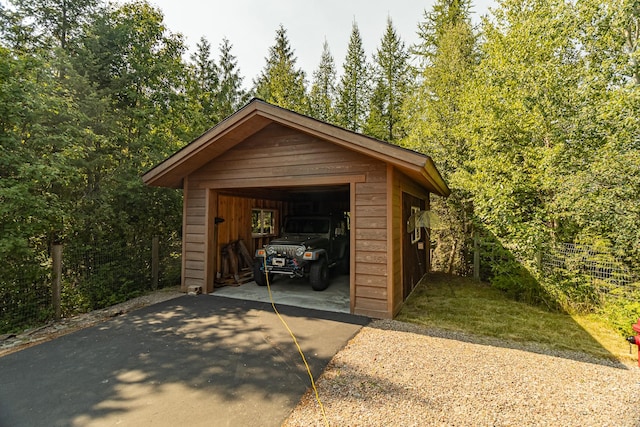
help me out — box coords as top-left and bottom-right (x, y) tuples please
(0, 236), (181, 335)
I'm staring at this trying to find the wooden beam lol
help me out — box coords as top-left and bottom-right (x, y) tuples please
(386, 164), (395, 318)
(196, 174), (367, 190)
(350, 181), (356, 315)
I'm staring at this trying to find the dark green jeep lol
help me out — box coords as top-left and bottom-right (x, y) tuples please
(254, 215), (349, 291)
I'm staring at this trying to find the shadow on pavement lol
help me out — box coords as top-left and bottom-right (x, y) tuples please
(0, 296), (368, 427)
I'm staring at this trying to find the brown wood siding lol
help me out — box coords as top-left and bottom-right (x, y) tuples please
(353, 171), (389, 318)
(214, 195), (285, 275)
(397, 171), (432, 279)
(186, 123), (390, 317)
(182, 180), (207, 291)
(390, 169), (432, 316)
(390, 168), (403, 316)
(189, 124), (375, 189)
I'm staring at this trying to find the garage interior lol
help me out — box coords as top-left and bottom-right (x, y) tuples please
(210, 184), (351, 314)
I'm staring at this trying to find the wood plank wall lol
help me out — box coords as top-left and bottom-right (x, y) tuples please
(183, 180), (207, 291)
(390, 169), (431, 317)
(215, 195), (285, 268)
(189, 124), (373, 187)
(182, 122), (395, 316)
(353, 169), (389, 317)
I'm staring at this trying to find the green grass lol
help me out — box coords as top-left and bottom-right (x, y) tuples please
(397, 273), (635, 363)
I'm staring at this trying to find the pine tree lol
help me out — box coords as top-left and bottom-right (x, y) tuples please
(187, 36), (220, 132)
(335, 21), (370, 132)
(308, 39), (337, 123)
(253, 24), (307, 113)
(191, 37), (218, 94)
(365, 17), (411, 142)
(216, 37), (249, 119)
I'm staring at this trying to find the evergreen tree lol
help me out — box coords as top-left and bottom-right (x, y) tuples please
(186, 37), (248, 134)
(253, 24), (307, 113)
(191, 37), (219, 94)
(309, 39), (337, 123)
(365, 17), (411, 142)
(216, 37), (249, 119)
(187, 36), (220, 134)
(70, 0), (188, 243)
(335, 21), (370, 132)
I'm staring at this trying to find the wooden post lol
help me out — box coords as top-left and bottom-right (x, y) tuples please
(535, 250), (542, 274)
(473, 232), (480, 282)
(446, 239), (457, 274)
(52, 244), (62, 320)
(152, 236), (159, 290)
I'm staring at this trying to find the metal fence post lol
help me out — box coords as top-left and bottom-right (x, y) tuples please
(52, 244), (63, 320)
(152, 236), (159, 290)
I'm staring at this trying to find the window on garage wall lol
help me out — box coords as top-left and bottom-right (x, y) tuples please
(252, 209), (277, 237)
(411, 206), (421, 244)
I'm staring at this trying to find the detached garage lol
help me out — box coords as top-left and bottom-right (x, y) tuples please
(143, 99), (450, 318)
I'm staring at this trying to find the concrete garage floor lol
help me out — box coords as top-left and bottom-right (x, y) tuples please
(211, 273), (350, 314)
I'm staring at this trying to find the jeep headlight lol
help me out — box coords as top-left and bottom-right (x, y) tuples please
(266, 246), (277, 255)
(295, 245), (306, 257)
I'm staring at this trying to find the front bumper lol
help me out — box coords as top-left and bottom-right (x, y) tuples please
(262, 255), (308, 277)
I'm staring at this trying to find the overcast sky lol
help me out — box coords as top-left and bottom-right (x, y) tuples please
(148, 0), (495, 89)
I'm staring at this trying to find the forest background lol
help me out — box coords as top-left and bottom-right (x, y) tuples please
(1, 0), (638, 333)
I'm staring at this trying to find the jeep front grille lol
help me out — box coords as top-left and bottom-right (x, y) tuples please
(267, 245), (301, 257)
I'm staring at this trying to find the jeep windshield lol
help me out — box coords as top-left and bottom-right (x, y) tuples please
(283, 218), (330, 234)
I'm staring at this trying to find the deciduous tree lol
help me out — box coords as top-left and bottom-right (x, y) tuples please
(402, 0), (478, 275)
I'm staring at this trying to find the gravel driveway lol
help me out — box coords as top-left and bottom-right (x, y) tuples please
(284, 320), (640, 427)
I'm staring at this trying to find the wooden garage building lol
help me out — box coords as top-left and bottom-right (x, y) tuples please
(143, 99), (450, 318)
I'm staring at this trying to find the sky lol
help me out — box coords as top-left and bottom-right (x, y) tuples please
(148, 0), (495, 89)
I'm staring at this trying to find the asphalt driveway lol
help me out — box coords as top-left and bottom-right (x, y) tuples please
(0, 295), (368, 427)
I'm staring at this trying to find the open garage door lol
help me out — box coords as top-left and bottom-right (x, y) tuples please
(210, 184), (351, 314)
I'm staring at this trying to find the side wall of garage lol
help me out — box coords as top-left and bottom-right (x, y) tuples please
(352, 166), (389, 318)
(389, 168), (431, 317)
(182, 180), (207, 291)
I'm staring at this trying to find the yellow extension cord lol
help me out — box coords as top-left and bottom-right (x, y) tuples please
(262, 257), (329, 427)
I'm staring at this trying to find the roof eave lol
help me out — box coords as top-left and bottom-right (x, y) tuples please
(142, 99), (451, 197)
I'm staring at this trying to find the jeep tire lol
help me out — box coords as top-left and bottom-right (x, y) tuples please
(338, 249), (350, 275)
(310, 258), (329, 291)
(253, 260), (269, 287)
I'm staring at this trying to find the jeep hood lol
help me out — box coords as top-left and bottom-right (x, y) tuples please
(268, 235), (327, 248)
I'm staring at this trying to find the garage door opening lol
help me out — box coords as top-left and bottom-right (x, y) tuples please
(210, 184), (351, 314)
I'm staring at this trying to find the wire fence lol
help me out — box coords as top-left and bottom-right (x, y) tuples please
(540, 242), (640, 300)
(0, 267), (52, 335)
(467, 234), (639, 311)
(0, 236), (181, 335)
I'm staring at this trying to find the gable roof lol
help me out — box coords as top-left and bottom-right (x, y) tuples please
(142, 99), (450, 197)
